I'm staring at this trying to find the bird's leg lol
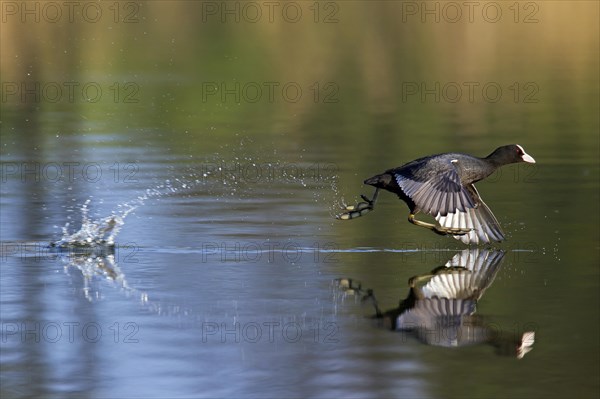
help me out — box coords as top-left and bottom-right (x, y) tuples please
(408, 213), (442, 233)
(408, 213), (471, 236)
(361, 288), (383, 318)
(337, 188), (379, 220)
(409, 266), (470, 287)
(408, 265), (470, 298)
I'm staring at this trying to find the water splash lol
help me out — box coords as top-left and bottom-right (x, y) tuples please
(50, 199), (137, 248)
(49, 176), (192, 249)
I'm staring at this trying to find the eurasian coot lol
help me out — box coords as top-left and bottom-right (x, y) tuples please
(337, 144), (536, 245)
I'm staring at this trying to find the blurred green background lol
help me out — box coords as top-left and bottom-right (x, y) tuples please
(2, 1), (597, 145)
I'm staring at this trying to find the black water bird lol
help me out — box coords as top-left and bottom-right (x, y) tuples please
(337, 144), (536, 245)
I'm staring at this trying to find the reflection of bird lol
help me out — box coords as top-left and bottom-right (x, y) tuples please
(338, 145), (535, 244)
(415, 249), (505, 300)
(397, 250), (505, 349)
(339, 249), (535, 358)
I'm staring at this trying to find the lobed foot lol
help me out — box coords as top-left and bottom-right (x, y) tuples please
(337, 197), (373, 220)
(337, 190), (379, 221)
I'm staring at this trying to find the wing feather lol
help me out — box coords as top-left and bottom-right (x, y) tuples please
(392, 159), (504, 245)
(394, 160), (474, 216)
(434, 184), (505, 245)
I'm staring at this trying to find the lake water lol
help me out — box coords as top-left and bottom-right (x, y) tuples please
(1, 2), (599, 398)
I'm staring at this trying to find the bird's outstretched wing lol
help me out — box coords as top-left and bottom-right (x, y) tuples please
(393, 160), (504, 244)
(436, 185), (505, 244)
(393, 159), (475, 217)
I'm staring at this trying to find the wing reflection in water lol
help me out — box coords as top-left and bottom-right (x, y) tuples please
(335, 249), (535, 359)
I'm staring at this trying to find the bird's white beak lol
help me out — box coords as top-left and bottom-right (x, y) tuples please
(517, 145), (536, 163)
(521, 152), (536, 163)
